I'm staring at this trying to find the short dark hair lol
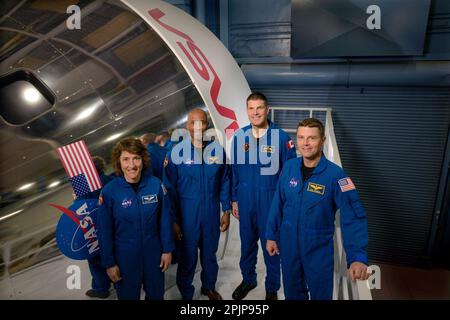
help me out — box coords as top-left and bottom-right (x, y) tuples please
(246, 92), (268, 105)
(297, 118), (325, 138)
(140, 133), (157, 145)
(159, 131), (170, 142)
(111, 137), (150, 176)
(92, 156), (106, 174)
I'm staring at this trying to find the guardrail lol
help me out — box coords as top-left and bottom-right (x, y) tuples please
(0, 223), (59, 280)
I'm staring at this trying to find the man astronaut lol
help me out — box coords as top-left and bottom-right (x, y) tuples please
(266, 118), (370, 300)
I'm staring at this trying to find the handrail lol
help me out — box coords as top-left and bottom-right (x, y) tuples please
(0, 222), (60, 279)
(325, 110), (372, 300)
(0, 224), (57, 249)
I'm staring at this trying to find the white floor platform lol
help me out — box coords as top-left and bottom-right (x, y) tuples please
(0, 217), (284, 300)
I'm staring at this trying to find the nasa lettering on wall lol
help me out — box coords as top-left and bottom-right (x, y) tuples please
(291, 0), (431, 57)
(51, 199), (100, 260)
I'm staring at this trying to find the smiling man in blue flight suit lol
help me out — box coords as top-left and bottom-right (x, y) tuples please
(164, 108), (231, 300)
(231, 92), (296, 300)
(98, 137), (174, 300)
(266, 118), (370, 300)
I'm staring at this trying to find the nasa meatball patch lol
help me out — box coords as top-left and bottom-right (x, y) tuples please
(52, 199), (101, 260)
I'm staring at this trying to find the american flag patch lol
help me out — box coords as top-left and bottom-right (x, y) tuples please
(338, 177), (355, 192)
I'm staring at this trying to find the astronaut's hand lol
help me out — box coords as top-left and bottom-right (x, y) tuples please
(107, 265), (122, 283)
(160, 252), (172, 272)
(231, 201), (239, 219)
(220, 211), (231, 232)
(348, 262), (370, 281)
(173, 223), (182, 241)
(266, 240), (280, 256)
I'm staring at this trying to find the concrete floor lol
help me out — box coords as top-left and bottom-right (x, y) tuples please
(0, 216), (282, 300)
(2, 215), (449, 300)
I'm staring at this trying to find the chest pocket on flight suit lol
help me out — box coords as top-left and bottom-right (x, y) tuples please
(258, 150), (278, 190)
(113, 197), (137, 243)
(115, 199), (134, 223)
(178, 163), (199, 198)
(304, 192), (334, 231)
(281, 178), (300, 226)
(205, 164), (221, 194)
(142, 198), (159, 236)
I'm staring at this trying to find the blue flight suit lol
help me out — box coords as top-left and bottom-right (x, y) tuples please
(164, 139), (176, 150)
(163, 139), (231, 300)
(79, 172), (115, 296)
(98, 170), (174, 300)
(147, 142), (168, 180)
(266, 156), (369, 300)
(231, 120), (296, 293)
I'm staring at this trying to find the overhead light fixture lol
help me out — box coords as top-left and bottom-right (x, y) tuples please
(75, 105), (97, 121)
(73, 100), (103, 122)
(48, 181), (61, 188)
(0, 209), (24, 222)
(0, 70), (55, 125)
(105, 132), (124, 142)
(23, 87), (41, 103)
(17, 182), (35, 191)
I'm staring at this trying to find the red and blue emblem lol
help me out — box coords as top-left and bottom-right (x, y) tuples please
(51, 199), (100, 260)
(121, 198), (133, 208)
(289, 178), (299, 188)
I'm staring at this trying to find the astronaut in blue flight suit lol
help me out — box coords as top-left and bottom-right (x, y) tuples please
(78, 156), (114, 299)
(231, 92), (296, 300)
(163, 108), (231, 300)
(156, 131), (176, 150)
(140, 133), (167, 180)
(98, 137), (174, 300)
(266, 118), (370, 300)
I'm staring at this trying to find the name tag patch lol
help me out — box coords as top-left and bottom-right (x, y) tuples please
(261, 145), (274, 153)
(142, 194), (158, 204)
(307, 182), (325, 195)
(208, 156), (219, 164)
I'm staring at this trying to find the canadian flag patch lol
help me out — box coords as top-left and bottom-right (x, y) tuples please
(286, 140), (295, 150)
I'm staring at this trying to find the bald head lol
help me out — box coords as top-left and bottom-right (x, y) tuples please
(187, 108), (207, 120)
(186, 108), (208, 142)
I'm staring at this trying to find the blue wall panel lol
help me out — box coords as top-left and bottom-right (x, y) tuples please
(254, 86), (450, 265)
